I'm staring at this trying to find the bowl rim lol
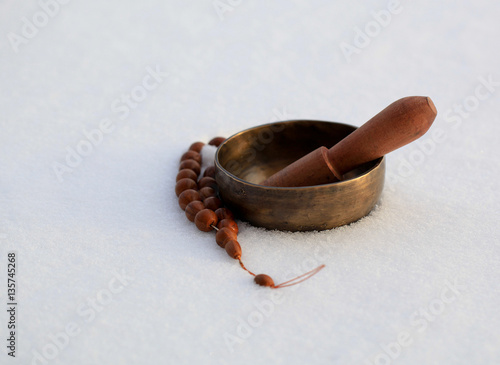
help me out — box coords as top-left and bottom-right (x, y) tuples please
(215, 119), (385, 191)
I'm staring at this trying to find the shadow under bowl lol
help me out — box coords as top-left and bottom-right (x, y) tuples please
(215, 120), (385, 231)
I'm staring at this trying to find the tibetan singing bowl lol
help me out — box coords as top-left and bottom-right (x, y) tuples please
(215, 120), (385, 231)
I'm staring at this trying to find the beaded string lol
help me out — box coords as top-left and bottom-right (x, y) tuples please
(210, 224), (256, 276)
(175, 137), (325, 288)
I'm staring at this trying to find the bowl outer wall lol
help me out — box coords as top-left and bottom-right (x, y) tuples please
(214, 120), (385, 231)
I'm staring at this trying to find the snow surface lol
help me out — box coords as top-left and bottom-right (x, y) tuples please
(1, 0), (499, 364)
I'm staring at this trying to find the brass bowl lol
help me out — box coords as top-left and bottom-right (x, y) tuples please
(215, 120), (385, 231)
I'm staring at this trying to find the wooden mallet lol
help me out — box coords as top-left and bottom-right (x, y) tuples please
(260, 96), (437, 187)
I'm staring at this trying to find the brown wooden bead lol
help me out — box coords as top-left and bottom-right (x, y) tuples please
(189, 141), (205, 153)
(217, 219), (239, 234)
(178, 189), (201, 210)
(179, 160), (201, 176)
(215, 208), (234, 221)
(215, 227), (237, 248)
(199, 187), (216, 201)
(194, 209), (218, 232)
(254, 274), (275, 287)
(180, 150), (202, 164)
(185, 201), (205, 222)
(204, 196), (222, 211)
(203, 166), (216, 179)
(176, 169), (198, 182)
(225, 240), (242, 260)
(175, 178), (198, 197)
(198, 176), (217, 190)
(208, 137), (226, 147)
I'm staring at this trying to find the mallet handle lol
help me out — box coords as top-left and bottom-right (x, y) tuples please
(261, 96), (437, 187)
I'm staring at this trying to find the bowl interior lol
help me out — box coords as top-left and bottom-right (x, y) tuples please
(217, 120), (375, 184)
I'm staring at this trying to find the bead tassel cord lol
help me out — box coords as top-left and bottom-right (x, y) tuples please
(272, 265), (325, 288)
(176, 137), (325, 288)
(238, 260), (256, 277)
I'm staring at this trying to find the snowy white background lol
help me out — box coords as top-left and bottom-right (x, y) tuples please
(1, 0), (499, 364)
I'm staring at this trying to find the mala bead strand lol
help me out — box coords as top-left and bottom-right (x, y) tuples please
(217, 219), (238, 234)
(189, 141), (205, 153)
(215, 208), (234, 221)
(185, 201), (205, 222)
(176, 138), (325, 289)
(203, 166), (216, 179)
(225, 240), (242, 260)
(175, 178), (198, 197)
(198, 176), (217, 189)
(178, 189), (201, 210)
(177, 169), (198, 182)
(216, 227), (237, 248)
(195, 209), (218, 232)
(254, 274), (275, 287)
(180, 150), (202, 164)
(179, 160), (201, 176)
(204, 196), (222, 211)
(199, 187), (216, 201)
(208, 136), (226, 147)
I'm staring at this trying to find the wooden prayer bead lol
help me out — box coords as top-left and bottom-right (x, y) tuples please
(215, 208), (234, 221)
(194, 209), (218, 232)
(178, 189), (201, 210)
(189, 141), (205, 153)
(225, 240), (242, 260)
(179, 160), (201, 176)
(185, 201), (205, 222)
(203, 166), (216, 179)
(176, 169), (198, 182)
(199, 187), (216, 201)
(198, 176), (217, 190)
(180, 150), (202, 164)
(208, 137), (226, 147)
(175, 178), (198, 197)
(217, 219), (239, 234)
(254, 274), (275, 287)
(216, 227), (237, 248)
(204, 196), (222, 211)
